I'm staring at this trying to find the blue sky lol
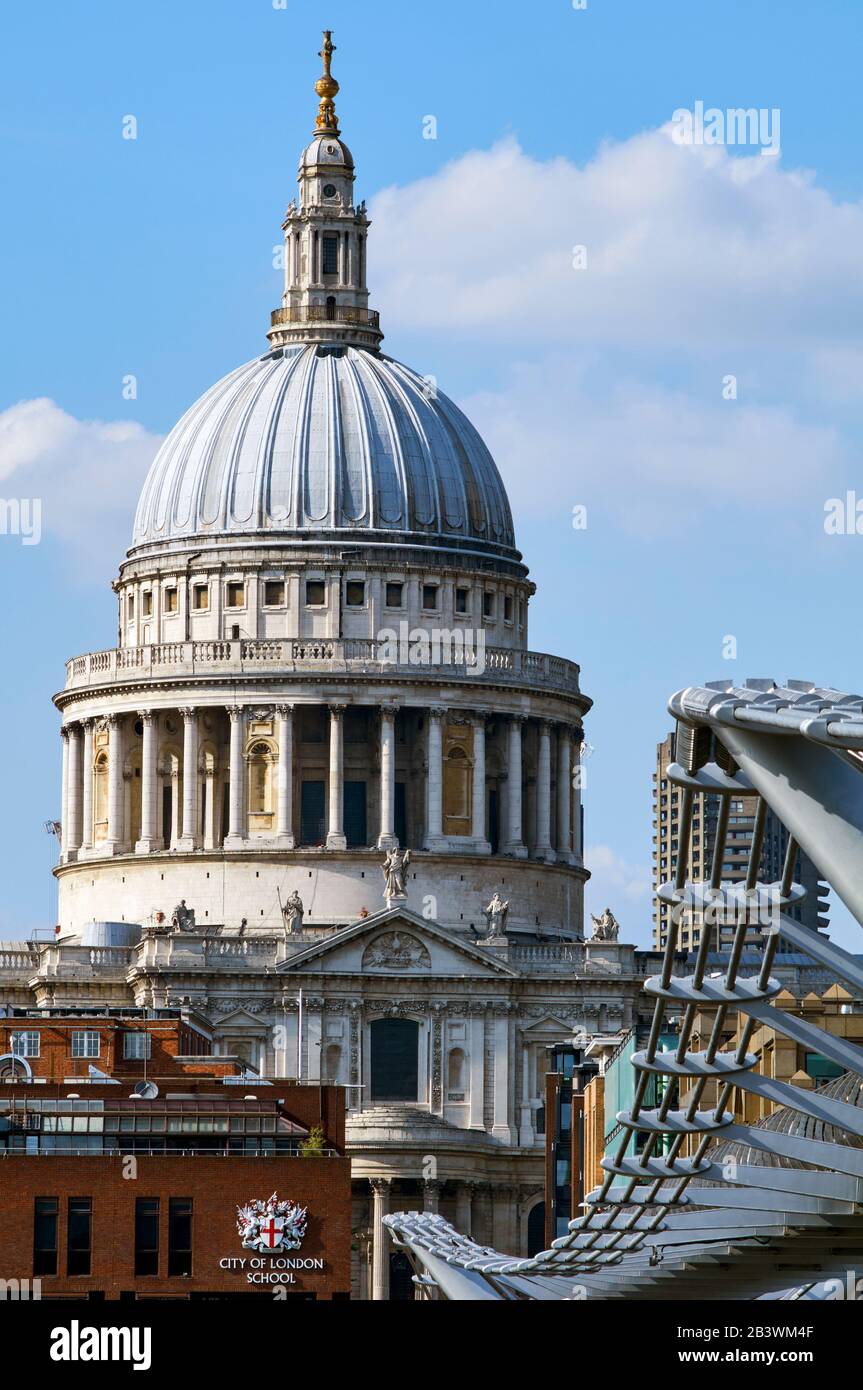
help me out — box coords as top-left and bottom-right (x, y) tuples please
(2, 0), (862, 945)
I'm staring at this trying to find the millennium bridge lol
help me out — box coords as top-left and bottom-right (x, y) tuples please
(385, 679), (863, 1300)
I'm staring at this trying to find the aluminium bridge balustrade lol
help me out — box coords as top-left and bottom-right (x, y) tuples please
(384, 679), (863, 1300)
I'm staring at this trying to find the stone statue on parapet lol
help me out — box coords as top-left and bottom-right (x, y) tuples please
(590, 907), (620, 942)
(171, 900), (196, 932)
(382, 847), (410, 904)
(282, 891), (305, 936)
(482, 892), (510, 939)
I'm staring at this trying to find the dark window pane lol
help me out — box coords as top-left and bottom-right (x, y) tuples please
(34, 1198), (58, 1277)
(168, 1198), (193, 1277)
(322, 234), (339, 274)
(370, 1018), (419, 1102)
(67, 1198), (91, 1276)
(135, 1198), (159, 1277)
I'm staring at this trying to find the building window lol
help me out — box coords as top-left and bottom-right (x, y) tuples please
(71, 1031), (100, 1059)
(370, 1018), (419, 1103)
(385, 582), (403, 607)
(11, 1030), (39, 1058)
(504, 594), (513, 622)
(322, 233), (339, 275)
(123, 1032), (152, 1060)
(135, 1198), (160, 1277)
(226, 581), (245, 609)
(165, 587), (178, 613)
(33, 1198), (58, 1277)
(345, 580), (365, 607)
(142, 591), (152, 617)
(248, 742), (273, 816)
(193, 585), (209, 611)
(168, 1198), (193, 1277)
(483, 591), (495, 619)
(263, 580), (285, 607)
(67, 1198), (92, 1276)
(127, 594), (135, 620)
(455, 587), (469, 615)
(446, 1047), (467, 1101)
(422, 584), (439, 611)
(305, 579), (326, 606)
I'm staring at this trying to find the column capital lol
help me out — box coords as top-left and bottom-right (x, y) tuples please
(509, 712), (528, 727)
(369, 1176), (392, 1195)
(80, 717), (95, 732)
(60, 725), (72, 741)
(538, 718), (553, 734)
(274, 703), (294, 719)
(379, 702), (400, 720)
(105, 712), (123, 729)
(179, 705), (197, 721)
(328, 702), (347, 718)
(427, 705), (447, 722)
(137, 708), (155, 725)
(227, 705), (245, 723)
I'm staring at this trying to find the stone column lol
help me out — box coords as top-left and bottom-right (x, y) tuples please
(519, 1042), (535, 1147)
(572, 733), (584, 861)
(80, 720), (94, 852)
(178, 707), (199, 850)
(64, 723), (83, 858)
(225, 706), (246, 848)
(60, 726), (70, 855)
(492, 1185), (517, 1255)
(424, 706), (446, 850)
(203, 768), (217, 850)
(471, 713), (490, 852)
(471, 1184), (493, 1247)
(136, 710), (159, 853)
(377, 704), (398, 849)
(422, 1179), (441, 1214)
(275, 705), (295, 846)
(557, 727), (573, 862)
(536, 720), (554, 860)
(492, 1010), (512, 1142)
(326, 704), (347, 849)
(454, 1183), (473, 1237)
(502, 715), (526, 857)
(370, 1178), (392, 1302)
(106, 714), (126, 852)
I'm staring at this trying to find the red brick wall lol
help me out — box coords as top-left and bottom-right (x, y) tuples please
(0, 1155), (352, 1299)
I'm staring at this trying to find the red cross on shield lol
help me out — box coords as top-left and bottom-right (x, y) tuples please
(259, 1215), (285, 1250)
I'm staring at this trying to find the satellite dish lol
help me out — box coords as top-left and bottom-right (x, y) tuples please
(132, 1080), (159, 1100)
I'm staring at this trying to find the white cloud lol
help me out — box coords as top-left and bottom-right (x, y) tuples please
(461, 359), (844, 527)
(370, 130), (861, 529)
(371, 131), (863, 354)
(0, 398), (160, 573)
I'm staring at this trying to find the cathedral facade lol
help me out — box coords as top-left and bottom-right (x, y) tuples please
(1, 34), (646, 1298)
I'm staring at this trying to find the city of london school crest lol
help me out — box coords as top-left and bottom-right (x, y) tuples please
(236, 1193), (309, 1252)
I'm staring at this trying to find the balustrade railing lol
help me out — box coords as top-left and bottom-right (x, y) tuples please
(64, 640), (581, 694)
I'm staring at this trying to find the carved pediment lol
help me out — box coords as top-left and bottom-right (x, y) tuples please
(361, 932), (431, 972)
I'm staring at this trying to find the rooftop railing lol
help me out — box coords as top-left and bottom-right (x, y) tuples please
(270, 304), (380, 329)
(64, 640), (582, 696)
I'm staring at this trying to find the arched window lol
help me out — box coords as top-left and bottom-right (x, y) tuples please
(443, 744), (472, 836)
(247, 742), (274, 830)
(93, 750), (109, 842)
(447, 1047), (467, 1101)
(325, 294), (336, 321)
(370, 1018), (419, 1103)
(527, 1202), (546, 1257)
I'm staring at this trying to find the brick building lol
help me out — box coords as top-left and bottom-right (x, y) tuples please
(0, 1011), (351, 1300)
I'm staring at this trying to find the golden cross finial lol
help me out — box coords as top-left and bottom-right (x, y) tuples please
(314, 29), (340, 134)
